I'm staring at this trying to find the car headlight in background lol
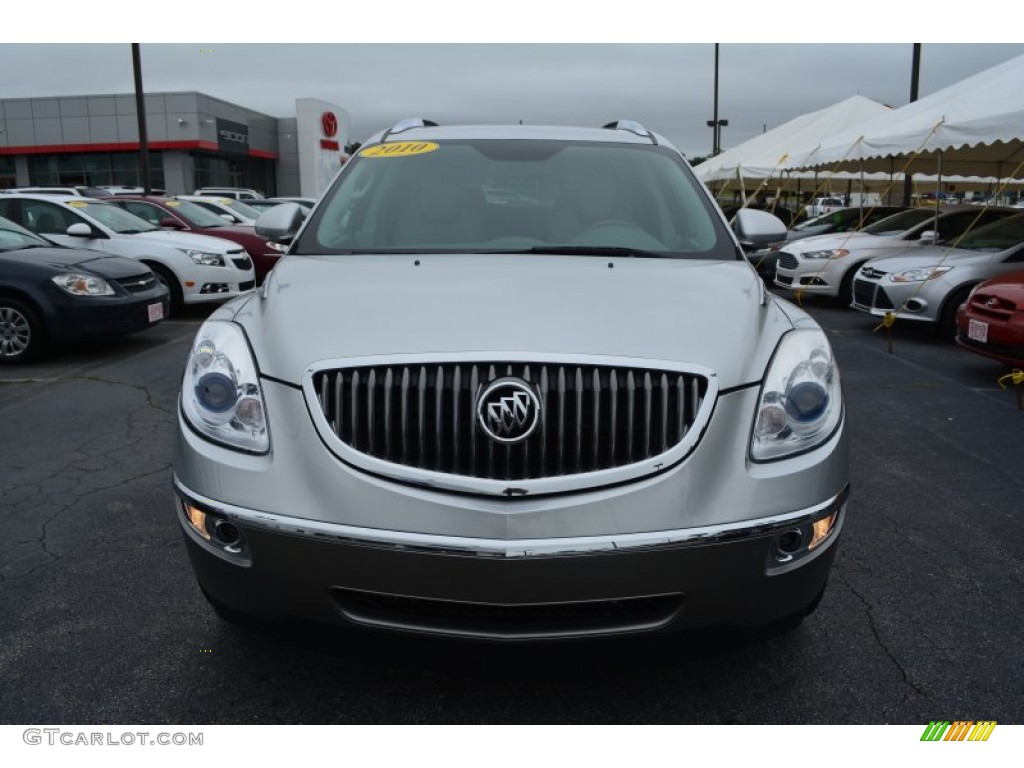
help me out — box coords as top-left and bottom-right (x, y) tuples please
(182, 249), (226, 267)
(889, 266), (953, 283)
(801, 249), (849, 260)
(266, 240), (289, 253)
(51, 273), (115, 296)
(181, 320), (269, 453)
(752, 329), (842, 461)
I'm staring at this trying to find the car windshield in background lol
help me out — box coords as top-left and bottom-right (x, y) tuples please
(166, 199), (233, 228)
(75, 202), (158, 233)
(863, 208), (935, 235)
(952, 212), (1024, 251)
(0, 219), (52, 250)
(223, 200), (261, 219)
(301, 140), (732, 259)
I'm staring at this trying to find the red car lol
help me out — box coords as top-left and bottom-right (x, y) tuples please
(956, 269), (1024, 367)
(103, 196), (287, 283)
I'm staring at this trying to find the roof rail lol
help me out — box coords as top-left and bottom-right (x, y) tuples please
(380, 117), (439, 143)
(602, 120), (657, 145)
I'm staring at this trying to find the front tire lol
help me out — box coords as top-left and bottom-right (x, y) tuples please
(147, 263), (184, 316)
(0, 298), (46, 364)
(939, 285), (973, 340)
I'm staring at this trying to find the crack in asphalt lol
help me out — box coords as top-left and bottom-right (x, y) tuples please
(1, 462), (173, 582)
(834, 569), (926, 701)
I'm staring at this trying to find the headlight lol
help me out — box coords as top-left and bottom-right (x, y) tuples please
(266, 240), (289, 253)
(801, 249), (849, 260)
(751, 329), (842, 461)
(51, 273), (115, 296)
(182, 249), (226, 267)
(181, 320), (268, 453)
(889, 266), (953, 283)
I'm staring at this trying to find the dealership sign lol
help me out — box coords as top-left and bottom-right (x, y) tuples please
(320, 111), (340, 151)
(217, 119), (249, 154)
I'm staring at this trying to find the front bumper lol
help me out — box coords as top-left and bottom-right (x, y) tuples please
(44, 285), (170, 341)
(774, 256), (842, 296)
(850, 275), (940, 322)
(176, 477), (846, 639)
(174, 379), (849, 640)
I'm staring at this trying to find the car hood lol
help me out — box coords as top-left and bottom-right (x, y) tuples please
(786, 231), (899, 253)
(0, 247), (151, 278)
(234, 254), (795, 390)
(862, 246), (996, 273)
(131, 229), (242, 253)
(970, 269), (1024, 296)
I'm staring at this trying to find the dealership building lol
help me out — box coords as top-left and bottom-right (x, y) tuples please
(0, 92), (351, 198)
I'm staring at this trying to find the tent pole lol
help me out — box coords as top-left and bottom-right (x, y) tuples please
(934, 150), (943, 236)
(860, 162), (866, 225)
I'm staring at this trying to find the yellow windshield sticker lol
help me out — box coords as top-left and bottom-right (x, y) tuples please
(166, 200), (181, 207)
(68, 200), (88, 207)
(361, 141), (439, 158)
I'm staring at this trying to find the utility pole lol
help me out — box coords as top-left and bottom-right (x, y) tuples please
(132, 44), (151, 195)
(706, 44), (729, 155)
(902, 44), (922, 206)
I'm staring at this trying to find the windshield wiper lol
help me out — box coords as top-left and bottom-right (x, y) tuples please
(509, 246), (670, 259)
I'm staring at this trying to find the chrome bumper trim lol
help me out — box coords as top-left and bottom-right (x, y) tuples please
(174, 476), (848, 559)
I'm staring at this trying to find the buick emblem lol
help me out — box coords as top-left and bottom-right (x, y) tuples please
(477, 378), (541, 444)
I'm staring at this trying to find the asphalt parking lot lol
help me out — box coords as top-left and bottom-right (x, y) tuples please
(0, 295), (1022, 725)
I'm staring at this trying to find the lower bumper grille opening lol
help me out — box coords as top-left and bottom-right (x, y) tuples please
(332, 589), (683, 639)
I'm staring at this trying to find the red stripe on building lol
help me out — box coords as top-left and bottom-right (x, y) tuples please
(0, 140), (276, 159)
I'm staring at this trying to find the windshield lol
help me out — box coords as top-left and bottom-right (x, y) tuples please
(222, 200), (261, 220)
(0, 218), (51, 250)
(863, 208), (935, 235)
(74, 201), (158, 233)
(793, 209), (859, 232)
(298, 139), (732, 259)
(165, 199), (233, 227)
(952, 212), (1024, 251)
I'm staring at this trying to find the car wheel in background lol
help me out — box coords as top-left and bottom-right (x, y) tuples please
(838, 267), (858, 307)
(0, 298), (45, 364)
(939, 285), (975, 339)
(147, 263), (184, 316)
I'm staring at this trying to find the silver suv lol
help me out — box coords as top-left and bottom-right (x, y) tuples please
(173, 119), (849, 640)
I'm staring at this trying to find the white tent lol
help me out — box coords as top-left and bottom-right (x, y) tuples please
(693, 95), (892, 183)
(785, 53), (1024, 178)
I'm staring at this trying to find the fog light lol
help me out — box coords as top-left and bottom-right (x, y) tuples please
(200, 283), (230, 294)
(777, 529), (804, 554)
(213, 520), (242, 548)
(183, 501), (210, 541)
(809, 510), (839, 550)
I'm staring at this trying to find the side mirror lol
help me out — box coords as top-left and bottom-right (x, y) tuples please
(160, 217), (186, 230)
(256, 203), (305, 244)
(732, 208), (787, 249)
(220, 213), (236, 222)
(66, 222), (94, 237)
(917, 230), (938, 245)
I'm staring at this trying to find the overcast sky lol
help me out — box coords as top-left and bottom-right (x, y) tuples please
(4, 35), (1022, 159)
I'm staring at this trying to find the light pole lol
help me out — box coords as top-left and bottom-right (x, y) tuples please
(707, 44), (728, 155)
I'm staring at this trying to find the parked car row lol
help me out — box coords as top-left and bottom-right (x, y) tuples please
(753, 202), (1024, 369)
(0, 186), (307, 362)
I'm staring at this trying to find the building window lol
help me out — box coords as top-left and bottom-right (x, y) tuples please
(0, 156), (15, 190)
(28, 151), (165, 189)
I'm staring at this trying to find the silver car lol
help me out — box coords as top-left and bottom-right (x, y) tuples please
(173, 120), (849, 641)
(774, 206), (1016, 303)
(851, 211), (1024, 335)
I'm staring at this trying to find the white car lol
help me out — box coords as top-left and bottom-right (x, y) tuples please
(193, 187), (264, 201)
(178, 195), (261, 225)
(774, 206), (1017, 303)
(0, 195), (255, 311)
(803, 197), (846, 219)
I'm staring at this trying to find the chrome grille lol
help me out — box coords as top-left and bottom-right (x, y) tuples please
(777, 252), (798, 270)
(311, 362), (709, 482)
(115, 274), (158, 293)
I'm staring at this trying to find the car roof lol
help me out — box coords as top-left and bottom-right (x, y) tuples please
(2, 193), (105, 204)
(361, 122), (676, 150)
